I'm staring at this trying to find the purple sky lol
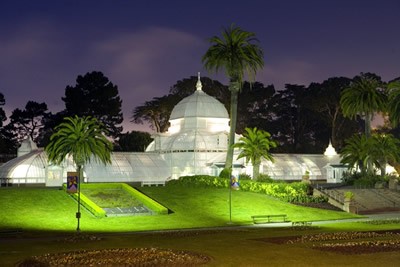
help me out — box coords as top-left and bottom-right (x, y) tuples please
(1, 0), (399, 132)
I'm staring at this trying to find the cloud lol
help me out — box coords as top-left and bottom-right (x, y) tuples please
(86, 27), (207, 131)
(0, 22), (207, 132)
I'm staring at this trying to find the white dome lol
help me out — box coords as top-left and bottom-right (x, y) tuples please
(169, 89), (228, 120)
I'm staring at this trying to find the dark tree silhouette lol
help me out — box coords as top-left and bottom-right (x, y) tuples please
(115, 131), (152, 152)
(0, 93), (6, 127)
(7, 101), (49, 143)
(63, 71), (123, 138)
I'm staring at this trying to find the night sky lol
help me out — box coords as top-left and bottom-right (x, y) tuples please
(1, 0), (399, 132)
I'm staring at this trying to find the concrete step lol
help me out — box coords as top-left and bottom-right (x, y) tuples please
(319, 187), (400, 214)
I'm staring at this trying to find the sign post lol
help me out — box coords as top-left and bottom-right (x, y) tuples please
(67, 171), (81, 232)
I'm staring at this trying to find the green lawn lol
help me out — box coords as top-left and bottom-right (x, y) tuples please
(0, 183), (358, 233)
(81, 188), (144, 208)
(1, 184), (400, 266)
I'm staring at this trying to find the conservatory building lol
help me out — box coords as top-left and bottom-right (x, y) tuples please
(0, 74), (344, 187)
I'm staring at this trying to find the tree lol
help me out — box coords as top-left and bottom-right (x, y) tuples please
(233, 127), (276, 180)
(115, 131), (152, 152)
(369, 134), (400, 177)
(266, 84), (329, 153)
(62, 71), (123, 138)
(132, 94), (179, 133)
(0, 93), (6, 127)
(169, 75), (230, 108)
(45, 116), (113, 232)
(202, 24), (264, 171)
(132, 76), (230, 133)
(307, 77), (360, 150)
(387, 80), (400, 127)
(0, 127), (18, 156)
(340, 73), (386, 138)
(7, 101), (49, 143)
(236, 82), (275, 134)
(0, 92), (15, 156)
(340, 134), (372, 175)
(36, 111), (69, 148)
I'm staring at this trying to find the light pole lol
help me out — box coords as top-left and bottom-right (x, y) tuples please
(76, 167), (82, 233)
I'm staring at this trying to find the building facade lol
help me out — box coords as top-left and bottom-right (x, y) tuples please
(0, 74), (343, 186)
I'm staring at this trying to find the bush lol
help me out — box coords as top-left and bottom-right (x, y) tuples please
(285, 195), (328, 203)
(238, 173), (251, 180)
(172, 175), (310, 203)
(344, 191), (354, 200)
(219, 168), (231, 179)
(256, 174), (274, 183)
(342, 171), (385, 188)
(174, 175), (229, 188)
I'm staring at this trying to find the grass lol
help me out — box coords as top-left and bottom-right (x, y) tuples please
(0, 183), (358, 233)
(1, 183), (400, 266)
(81, 188), (144, 208)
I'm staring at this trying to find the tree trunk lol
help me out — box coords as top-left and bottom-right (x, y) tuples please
(253, 162), (260, 180)
(225, 82), (239, 172)
(76, 165), (82, 233)
(380, 162), (386, 177)
(365, 113), (373, 173)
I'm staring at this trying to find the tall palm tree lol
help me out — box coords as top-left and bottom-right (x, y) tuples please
(387, 80), (400, 127)
(45, 116), (113, 232)
(233, 127), (276, 180)
(202, 24), (264, 172)
(340, 74), (386, 138)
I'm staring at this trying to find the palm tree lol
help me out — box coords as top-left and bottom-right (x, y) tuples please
(45, 116), (113, 232)
(387, 80), (400, 127)
(340, 74), (386, 138)
(340, 134), (372, 175)
(202, 24), (264, 172)
(233, 127), (276, 180)
(369, 134), (400, 177)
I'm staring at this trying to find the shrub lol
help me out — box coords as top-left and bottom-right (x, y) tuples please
(344, 191), (354, 200)
(343, 171), (385, 188)
(219, 168), (231, 179)
(256, 174), (274, 183)
(238, 173), (251, 180)
(175, 175), (229, 188)
(285, 195), (328, 203)
(172, 175), (310, 203)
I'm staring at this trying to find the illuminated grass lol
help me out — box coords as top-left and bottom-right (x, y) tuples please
(81, 188), (143, 208)
(0, 183), (359, 233)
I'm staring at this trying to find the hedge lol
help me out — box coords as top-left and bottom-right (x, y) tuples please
(170, 175), (323, 203)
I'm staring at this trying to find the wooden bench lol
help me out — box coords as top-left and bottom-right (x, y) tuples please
(141, 181), (166, 187)
(251, 214), (289, 224)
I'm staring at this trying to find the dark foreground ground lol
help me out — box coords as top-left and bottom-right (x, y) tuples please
(1, 218), (400, 267)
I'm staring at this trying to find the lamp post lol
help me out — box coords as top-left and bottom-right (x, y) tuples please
(76, 168), (82, 233)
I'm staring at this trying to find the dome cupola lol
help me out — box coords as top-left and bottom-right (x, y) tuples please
(169, 73), (229, 120)
(168, 73), (229, 134)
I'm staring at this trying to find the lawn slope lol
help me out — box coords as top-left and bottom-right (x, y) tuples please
(0, 184), (358, 233)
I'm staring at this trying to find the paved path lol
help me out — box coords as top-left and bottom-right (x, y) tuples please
(247, 211), (400, 228)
